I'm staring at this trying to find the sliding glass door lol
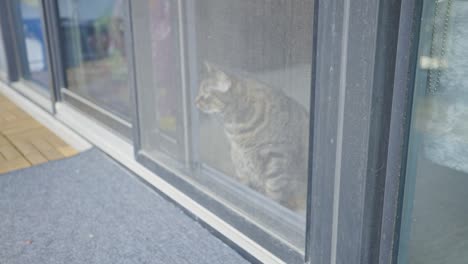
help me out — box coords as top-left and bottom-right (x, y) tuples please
(57, 0), (132, 138)
(399, 0), (468, 263)
(14, 0), (51, 96)
(0, 25), (7, 80)
(132, 1), (313, 261)
(135, 0), (185, 160)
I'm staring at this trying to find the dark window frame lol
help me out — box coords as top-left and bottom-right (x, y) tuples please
(378, 0), (423, 263)
(41, 0), (65, 106)
(0, 1), (19, 82)
(302, 0), (409, 262)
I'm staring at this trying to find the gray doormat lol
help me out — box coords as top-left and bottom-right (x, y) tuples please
(0, 148), (250, 264)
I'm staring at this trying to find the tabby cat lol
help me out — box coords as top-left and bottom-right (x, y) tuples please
(195, 62), (309, 212)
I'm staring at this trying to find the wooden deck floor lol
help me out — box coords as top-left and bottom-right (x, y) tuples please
(0, 94), (77, 174)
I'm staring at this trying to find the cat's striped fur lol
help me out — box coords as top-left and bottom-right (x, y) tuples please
(195, 63), (309, 212)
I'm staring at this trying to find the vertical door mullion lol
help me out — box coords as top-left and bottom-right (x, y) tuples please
(126, 0), (142, 152)
(39, 0), (59, 112)
(179, 0), (200, 169)
(179, 0), (200, 170)
(308, 0), (403, 263)
(304, 0), (320, 261)
(393, 0), (430, 263)
(41, 0), (67, 105)
(0, 1), (18, 82)
(306, 0), (347, 261)
(8, 0), (30, 82)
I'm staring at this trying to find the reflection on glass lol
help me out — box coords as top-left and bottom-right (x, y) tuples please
(58, 0), (130, 120)
(148, 0), (184, 158)
(400, 1), (468, 263)
(138, 0), (312, 250)
(18, 0), (50, 90)
(0, 26), (7, 74)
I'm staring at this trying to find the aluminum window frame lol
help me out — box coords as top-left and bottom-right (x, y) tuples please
(305, 0), (407, 263)
(0, 5), (16, 82)
(377, 0), (424, 263)
(41, 0), (65, 105)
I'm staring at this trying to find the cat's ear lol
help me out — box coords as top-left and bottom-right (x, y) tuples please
(215, 77), (232, 93)
(204, 61), (224, 76)
(214, 67), (232, 92)
(205, 61), (231, 92)
(204, 61), (213, 73)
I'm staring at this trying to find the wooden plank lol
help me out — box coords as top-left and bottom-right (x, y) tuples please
(6, 157), (31, 171)
(57, 146), (77, 157)
(0, 119), (41, 131)
(2, 121), (43, 135)
(24, 151), (48, 165)
(0, 145), (21, 160)
(0, 135), (9, 146)
(40, 148), (64, 161)
(31, 138), (54, 152)
(0, 151), (6, 162)
(45, 135), (67, 148)
(7, 128), (50, 141)
(11, 140), (37, 155)
(0, 93), (78, 173)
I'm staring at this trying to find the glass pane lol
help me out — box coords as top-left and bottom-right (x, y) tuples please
(58, 0), (131, 120)
(137, 0), (313, 251)
(399, 1), (468, 263)
(18, 0), (50, 92)
(139, 0), (184, 159)
(0, 25), (7, 75)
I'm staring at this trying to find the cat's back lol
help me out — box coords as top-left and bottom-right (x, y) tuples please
(252, 80), (308, 128)
(238, 78), (309, 148)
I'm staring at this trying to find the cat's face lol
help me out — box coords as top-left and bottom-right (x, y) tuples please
(195, 62), (232, 114)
